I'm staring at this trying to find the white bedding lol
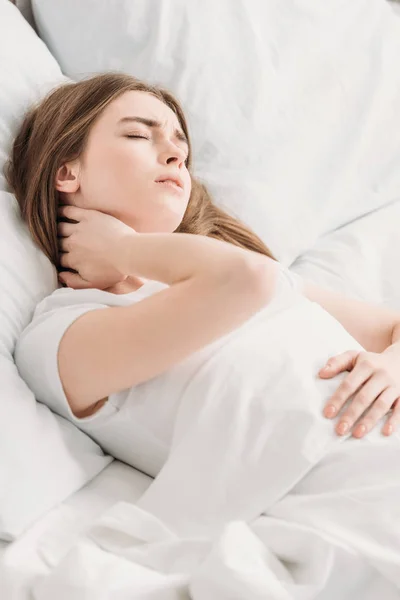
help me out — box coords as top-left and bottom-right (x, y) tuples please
(291, 197), (400, 309)
(24, 280), (400, 599)
(0, 461), (152, 599)
(2, 198), (400, 598)
(30, 0), (400, 266)
(3, 1), (400, 598)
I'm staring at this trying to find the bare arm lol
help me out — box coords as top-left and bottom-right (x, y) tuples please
(303, 280), (400, 353)
(57, 207), (279, 416)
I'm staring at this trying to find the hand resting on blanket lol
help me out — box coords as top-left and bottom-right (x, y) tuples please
(320, 348), (400, 438)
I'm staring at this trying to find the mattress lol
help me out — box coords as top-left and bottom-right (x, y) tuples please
(0, 460), (152, 598)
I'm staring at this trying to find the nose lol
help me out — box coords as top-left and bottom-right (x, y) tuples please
(160, 142), (187, 168)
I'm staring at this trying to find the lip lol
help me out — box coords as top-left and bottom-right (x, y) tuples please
(155, 174), (184, 190)
(155, 180), (184, 193)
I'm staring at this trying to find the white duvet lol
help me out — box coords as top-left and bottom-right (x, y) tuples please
(31, 288), (400, 599)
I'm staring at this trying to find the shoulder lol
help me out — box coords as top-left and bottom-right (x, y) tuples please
(33, 286), (111, 318)
(33, 279), (170, 318)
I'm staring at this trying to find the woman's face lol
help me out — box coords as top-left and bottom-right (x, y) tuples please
(55, 90), (192, 232)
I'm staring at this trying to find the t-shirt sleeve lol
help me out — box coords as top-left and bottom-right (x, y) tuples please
(14, 304), (121, 426)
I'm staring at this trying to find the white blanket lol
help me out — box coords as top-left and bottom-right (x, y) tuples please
(31, 296), (400, 599)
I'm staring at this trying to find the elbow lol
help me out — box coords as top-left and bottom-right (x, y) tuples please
(222, 254), (280, 305)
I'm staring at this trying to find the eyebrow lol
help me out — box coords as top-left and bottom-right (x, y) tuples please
(118, 116), (189, 147)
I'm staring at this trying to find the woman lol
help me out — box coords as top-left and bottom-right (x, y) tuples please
(5, 72), (400, 477)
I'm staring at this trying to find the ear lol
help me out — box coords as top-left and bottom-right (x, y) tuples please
(55, 160), (80, 194)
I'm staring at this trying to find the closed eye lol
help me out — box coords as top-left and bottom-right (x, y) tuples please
(125, 134), (189, 162)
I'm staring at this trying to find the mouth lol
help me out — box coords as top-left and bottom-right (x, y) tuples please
(155, 179), (184, 192)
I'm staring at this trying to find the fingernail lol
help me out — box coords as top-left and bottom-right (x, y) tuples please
(354, 424), (366, 437)
(386, 425), (393, 436)
(325, 405), (337, 418)
(337, 421), (349, 435)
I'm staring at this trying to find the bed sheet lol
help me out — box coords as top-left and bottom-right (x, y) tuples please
(290, 197), (400, 310)
(0, 460), (152, 599)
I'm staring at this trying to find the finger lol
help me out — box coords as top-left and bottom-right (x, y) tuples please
(58, 236), (66, 252)
(57, 221), (75, 237)
(58, 234), (73, 252)
(323, 360), (372, 420)
(319, 350), (359, 378)
(57, 237), (71, 254)
(353, 387), (399, 438)
(58, 271), (93, 290)
(336, 373), (388, 436)
(58, 204), (85, 222)
(382, 398), (400, 436)
(59, 252), (74, 270)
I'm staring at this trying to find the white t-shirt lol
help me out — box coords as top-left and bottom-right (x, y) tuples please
(14, 267), (305, 477)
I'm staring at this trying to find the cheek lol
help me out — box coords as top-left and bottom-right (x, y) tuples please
(183, 175), (192, 206)
(186, 176), (192, 199)
(80, 147), (145, 209)
(98, 146), (140, 183)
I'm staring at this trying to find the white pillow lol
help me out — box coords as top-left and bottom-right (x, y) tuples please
(290, 198), (400, 309)
(0, 1), (67, 190)
(0, 1), (112, 541)
(391, 1), (400, 17)
(32, 0), (400, 265)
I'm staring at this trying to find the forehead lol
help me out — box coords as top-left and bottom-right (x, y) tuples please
(99, 90), (181, 131)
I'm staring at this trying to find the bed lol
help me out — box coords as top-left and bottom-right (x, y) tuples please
(2, 197), (400, 599)
(2, 0), (400, 598)
(0, 463), (152, 598)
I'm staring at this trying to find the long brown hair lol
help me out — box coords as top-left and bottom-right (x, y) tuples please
(4, 72), (277, 269)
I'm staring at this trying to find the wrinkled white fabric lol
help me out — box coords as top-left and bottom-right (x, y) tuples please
(31, 290), (400, 599)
